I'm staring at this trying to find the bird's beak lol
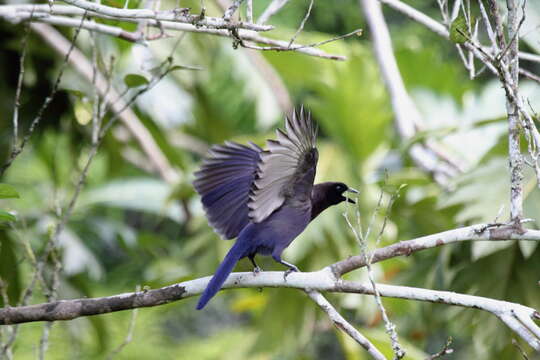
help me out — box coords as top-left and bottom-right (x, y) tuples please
(345, 187), (359, 204)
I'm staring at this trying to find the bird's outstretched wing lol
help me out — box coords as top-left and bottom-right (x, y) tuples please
(248, 108), (318, 223)
(194, 141), (262, 239)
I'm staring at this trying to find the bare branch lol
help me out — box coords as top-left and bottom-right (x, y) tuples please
(306, 290), (386, 360)
(106, 287), (139, 360)
(0, 12), (86, 178)
(504, 0), (524, 222)
(1, 267), (539, 349)
(0, 4), (351, 60)
(360, 0), (462, 186)
(223, 0), (244, 22)
(56, 0), (271, 31)
(257, 0), (289, 24)
(11, 8), (33, 145)
(343, 187), (405, 359)
(30, 23), (181, 184)
(288, 0), (314, 48)
(331, 222), (540, 276)
(425, 337), (453, 360)
(246, 0), (252, 23)
(1, 223), (540, 350)
(239, 29), (361, 58)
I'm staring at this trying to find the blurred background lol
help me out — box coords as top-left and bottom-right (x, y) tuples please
(1, 0), (540, 359)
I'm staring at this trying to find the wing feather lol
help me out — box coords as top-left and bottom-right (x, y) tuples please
(248, 107), (319, 223)
(193, 142), (262, 239)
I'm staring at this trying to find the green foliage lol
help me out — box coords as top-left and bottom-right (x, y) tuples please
(0, 230), (21, 305)
(0, 183), (20, 199)
(449, 14), (469, 44)
(1, 3), (538, 359)
(124, 74), (150, 88)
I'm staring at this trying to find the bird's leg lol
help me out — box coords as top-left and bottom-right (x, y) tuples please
(248, 254), (262, 274)
(272, 255), (300, 280)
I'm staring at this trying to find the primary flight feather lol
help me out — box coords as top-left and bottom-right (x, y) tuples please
(194, 107), (357, 309)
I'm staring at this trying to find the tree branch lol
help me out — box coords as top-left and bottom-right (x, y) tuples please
(0, 4), (349, 60)
(306, 290), (386, 360)
(360, 0), (462, 187)
(502, 0), (524, 222)
(376, 0), (540, 84)
(1, 223), (540, 350)
(31, 23), (181, 184)
(64, 0), (271, 31)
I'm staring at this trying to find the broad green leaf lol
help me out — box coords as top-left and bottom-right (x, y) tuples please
(450, 14), (469, 44)
(124, 73), (149, 88)
(0, 183), (19, 199)
(0, 210), (16, 222)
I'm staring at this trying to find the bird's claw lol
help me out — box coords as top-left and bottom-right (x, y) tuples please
(252, 266), (262, 275)
(283, 266), (300, 281)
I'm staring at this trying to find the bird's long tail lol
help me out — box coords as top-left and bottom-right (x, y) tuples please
(196, 239), (249, 310)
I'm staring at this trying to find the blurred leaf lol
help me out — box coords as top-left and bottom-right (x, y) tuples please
(50, 225), (104, 279)
(438, 157), (509, 223)
(518, 240), (537, 258)
(0, 230), (21, 305)
(63, 88), (86, 99)
(0, 210), (16, 222)
(74, 100), (93, 125)
(450, 14), (469, 44)
(79, 178), (184, 222)
(472, 240), (514, 260)
(520, 0), (540, 53)
(265, 38), (391, 162)
(124, 74), (149, 88)
(0, 183), (20, 199)
(170, 64), (203, 72)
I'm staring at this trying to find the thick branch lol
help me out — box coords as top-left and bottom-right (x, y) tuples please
(1, 223), (540, 350)
(504, 0), (524, 222)
(332, 222), (539, 275)
(1, 268), (538, 349)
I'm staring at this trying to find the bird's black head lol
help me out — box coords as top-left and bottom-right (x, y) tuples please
(325, 182), (358, 205)
(310, 182), (359, 220)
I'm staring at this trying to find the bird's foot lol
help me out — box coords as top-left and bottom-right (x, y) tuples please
(252, 266), (262, 275)
(283, 265), (300, 281)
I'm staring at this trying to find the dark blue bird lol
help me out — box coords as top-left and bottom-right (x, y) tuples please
(193, 108), (357, 310)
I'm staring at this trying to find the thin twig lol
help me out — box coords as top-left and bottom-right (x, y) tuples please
(242, 28), (362, 53)
(425, 337), (453, 359)
(106, 287), (139, 360)
(246, 0), (252, 23)
(288, 0), (314, 48)
(512, 338), (530, 359)
(12, 7), (34, 145)
(257, 0), (289, 24)
(343, 184), (406, 359)
(0, 12), (87, 178)
(223, 0), (244, 21)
